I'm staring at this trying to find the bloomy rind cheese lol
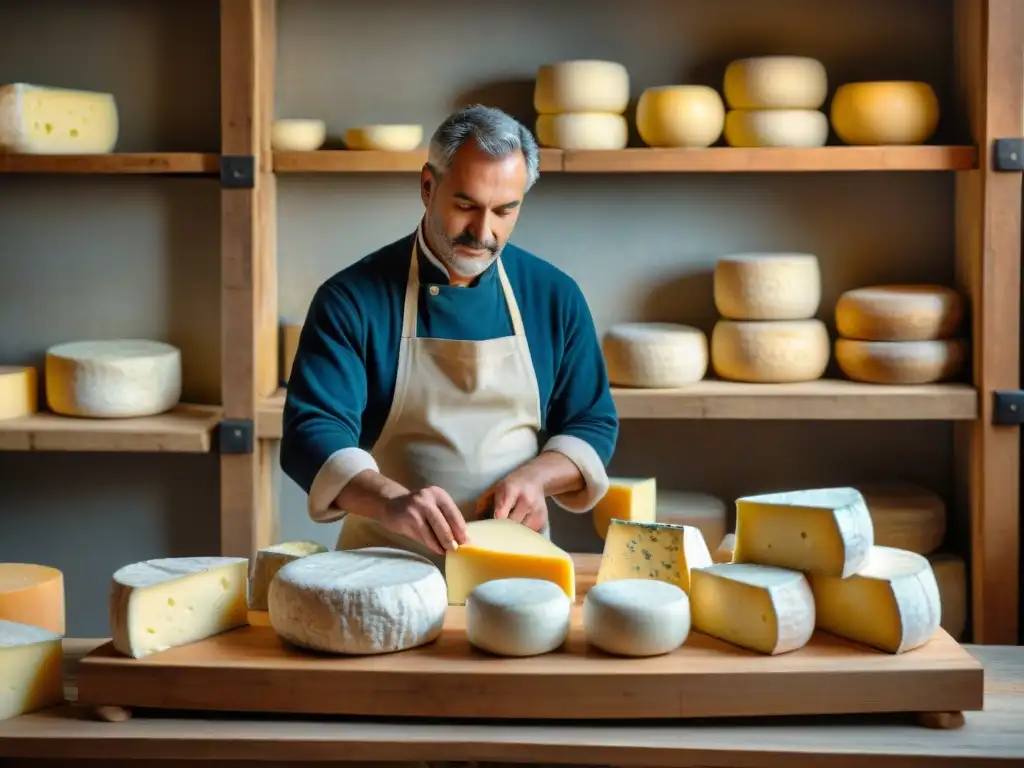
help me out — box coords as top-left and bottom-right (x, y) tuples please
(534, 60), (629, 115)
(835, 285), (963, 341)
(602, 323), (708, 388)
(535, 113), (627, 150)
(596, 519), (712, 593)
(724, 109), (828, 148)
(0, 563), (65, 636)
(583, 579), (691, 657)
(0, 366), (38, 420)
(928, 553), (966, 641)
(656, 491), (727, 553)
(592, 477), (657, 539)
(466, 577), (571, 657)
(0, 619), (64, 721)
(856, 484), (947, 555)
(248, 540), (328, 611)
(635, 85), (724, 148)
(723, 56), (828, 110)
(835, 338), (966, 384)
(830, 81), (940, 146)
(270, 119), (326, 151)
(711, 320), (830, 383)
(0, 83), (119, 155)
(344, 125), (423, 152)
(714, 253), (822, 321)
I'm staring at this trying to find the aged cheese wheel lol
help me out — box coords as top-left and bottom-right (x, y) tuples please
(835, 338), (965, 384)
(534, 60), (629, 115)
(602, 323), (708, 388)
(0, 366), (38, 420)
(928, 553), (967, 641)
(636, 85), (724, 148)
(723, 56), (828, 110)
(855, 483), (947, 555)
(835, 284), (963, 341)
(724, 109), (828, 148)
(535, 113), (627, 150)
(0, 563), (65, 635)
(344, 125), (423, 152)
(714, 253), (821, 321)
(270, 119), (326, 151)
(830, 81), (940, 145)
(656, 491), (728, 553)
(711, 320), (830, 383)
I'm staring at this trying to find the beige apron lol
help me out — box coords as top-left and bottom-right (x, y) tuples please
(337, 239), (547, 569)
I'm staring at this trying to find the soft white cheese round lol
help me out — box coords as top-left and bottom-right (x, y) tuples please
(583, 578), (690, 656)
(602, 322), (708, 388)
(466, 578), (571, 657)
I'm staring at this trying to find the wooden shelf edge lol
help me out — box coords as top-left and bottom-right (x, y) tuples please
(0, 153), (220, 175)
(274, 149), (563, 173)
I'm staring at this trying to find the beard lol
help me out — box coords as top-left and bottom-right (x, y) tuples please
(425, 209), (499, 279)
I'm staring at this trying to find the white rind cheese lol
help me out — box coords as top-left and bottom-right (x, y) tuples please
(711, 320), (830, 383)
(0, 366), (38, 420)
(248, 540), (328, 611)
(0, 83), (119, 154)
(0, 620), (64, 721)
(724, 109), (829, 148)
(602, 322), (708, 388)
(723, 57), (828, 110)
(466, 578), (571, 657)
(597, 519), (712, 593)
(583, 578), (691, 657)
(636, 85), (725, 148)
(830, 81), (940, 146)
(534, 60), (629, 115)
(344, 125), (423, 152)
(714, 253), (822, 321)
(835, 284), (963, 342)
(535, 113), (628, 150)
(835, 338), (966, 385)
(270, 119), (326, 151)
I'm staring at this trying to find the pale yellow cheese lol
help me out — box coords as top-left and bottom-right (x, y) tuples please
(724, 109), (828, 148)
(635, 85), (724, 148)
(0, 83), (119, 154)
(713, 532), (736, 563)
(835, 285), (963, 341)
(534, 60), (629, 115)
(723, 56), (828, 110)
(596, 519), (712, 594)
(714, 253), (821, 321)
(928, 553), (967, 641)
(711, 320), (830, 383)
(830, 81), (940, 146)
(0, 366), (38, 420)
(0, 620), (64, 721)
(270, 119), (326, 151)
(656, 491), (728, 553)
(602, 323), (708, 388)
(344, 125), (423, 152)
(281, 322), (302, 384)
(856, 484), (947, 555)
(535, 113), (627, 150)
(835, 338), (966, 385)
(248, 540), (328, 611)
(592, 477), (657, 539)
(0, 563), (65, 635)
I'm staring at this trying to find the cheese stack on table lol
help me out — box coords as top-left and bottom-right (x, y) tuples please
(533, 60), (630, 150)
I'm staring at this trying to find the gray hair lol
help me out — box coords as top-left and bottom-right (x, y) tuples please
(426, 105), (541, 192)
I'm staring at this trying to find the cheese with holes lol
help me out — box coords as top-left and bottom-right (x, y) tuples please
(602, 323), (708, 387)
(713, 532), (736, 563)
(724, 109), (828, 148)
(0, 83), (118, 155)
(831, 81), (939, 146)
(466, 577), (570, 657)
(928, 553), (966, 641)
(344, 124), (423, 152)
(809, 546), (941, 653)
(835, 338), (965, 384)
(734, 487), (874, 578)
(45, 339), (182, 418)
(281, 322), (302, 384)
(535, 113), (627, 150)
(268, 548), (447, 654)
(711, 320), (830, 383)
(583, 579), (690, 656)
(636, 85), (724, 148)
(690, 563), (815, 655)
(270, 119), (326, 151)
(723, 57), (828, 110)
(714, 253), (821, 321)
(657, 491), (727, 552)
(0, 366), (38, 420)
(596, 519), (712, 593)
(0, 620), (63, 721)
(856, 484), (946, 555)
(836, 285), (963, 341)
(248, 540), (328, 611)
(110, 556), (249, 659)
(0, 563), (65, 635)
(446, 519), (575, 604)
(592, 477), (657, 539)
(534, 60), (629, 115)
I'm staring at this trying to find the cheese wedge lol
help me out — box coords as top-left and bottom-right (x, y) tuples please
(0, 620), (64, 721)
(248, 540), (328, 611)
(596, 519), (712, 593)
(592, 477), (657, 539)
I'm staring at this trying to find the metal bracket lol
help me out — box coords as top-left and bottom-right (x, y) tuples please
(218, 418), (255, 453)
(992, 391), (1024, 425)
(220, 155), (255, 188)
(993, 138), (1024, 171)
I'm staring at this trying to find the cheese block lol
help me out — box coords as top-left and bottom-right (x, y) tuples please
(0, 83), (119, 154)
(656, 491), (728, 553)
(248, 540), (328, 611)
(445, 518), (575, 604)
(466, 577), (571, 657)
(0, 620), (63, 721)
(928, 553), (966, 641)
(713, 532), (736, 563)
(856, 484), (946, 555)
(0, 563), (65, 635)
(534, 60), (629, 115)
(0, 366), (38, 420)
(45, 339), (182, 418)
(809, 546), (941, 653)
(835, 285), (963, 342)
(110, 556), (249, 659)
(270, 119), (326, 151)
(596, 519), (712, 593)
(714, 253), (821, 321)
(733, 487), (874, 578)
(602, 323), (708, 388)
(831, 81), (940, 146)
(635, 85), (725, 148)
(583, 578), (691, 657)
(690, 563), (816, 655)
(592, 477), (657, 539)
(723, 57), (828, 110)
(711, 320), (830, 383)
(344, 124), (423, 152)
(281, 322), (302, 384)
(535, 113), (627, 150)
(724, 109), (829, 148)
(268, 548), (447, 654)
(835, 338), (966, 384)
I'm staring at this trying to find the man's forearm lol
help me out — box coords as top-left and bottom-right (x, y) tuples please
(519, 450), (585, 497)
(333, 469), (409, 521)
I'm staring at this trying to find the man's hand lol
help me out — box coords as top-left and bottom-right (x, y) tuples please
(380, 485), (470, 555)
(477, 466), (549, 532)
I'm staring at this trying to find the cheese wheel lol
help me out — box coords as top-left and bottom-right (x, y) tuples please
(856, 484), (946, 555)
(344, 125), (423, 152)
(45, 339), (182, 418)
(583, 579), (691, 657)
(656, 491), (728, 552)
(835, 338), (965, 384)
(830, 81), (940, 146)
(928, 553), (966, 641)
(270, 119), (326, 151)
(0, 366), (38, 420)
(281, 322), (302, 384)
(534, 60), (629, 115)
(724, 109), (829, 148)
(534, 113), (627, 150)
(602, 323), (708, 388)
(714, 253), (821, 321)
(248, 540), (328, 611)
(0, 620), (64, 721)
(711, 320), (830, 383)
(635, 85), (724, 148)
(0, 564), (65, 636)
(0, 83), (119, 155)
(465, 578), (571, 657)
(835, 285), (963, 341)
(723, 56), (828, 110)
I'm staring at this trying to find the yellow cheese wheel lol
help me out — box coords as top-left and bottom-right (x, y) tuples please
(636, 85), (724, 148)
(656, 491), (728, 552)
(344, 125), (423, 152)
(928, 553), (967, 641)
(835, 338), (965, 384)
(855, 483), (946, 555)
(835, 284), (963, 341)
(830, 81), (940, 145)
(723, 56), (828, 110)
(270, 119), (326, 151)
(0, 366), (38, 420)
(534, 60), (629, 115)
(714, 253), (821, 321)
(0, 563), (65, 635)
(724, 109), (828, 148)
(534, 113), (627, 150)
(711, 320), (830, 383)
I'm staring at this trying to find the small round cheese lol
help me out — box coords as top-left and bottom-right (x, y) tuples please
(835, 284), (963, 341)
(534, 60), (629, 115)
(344, 125), (423, 152)
(830, 81), (940, 145)
(583, 579), (690, 657)
(724, 109), (829, 148)
(466, 578), (571, 657)
(711, 320), (830, 383)
(0, 366), (38, 420)
(270, 119), (326, 151)
(268, 548), (447, 655)
(723, 56), (828, 110)
(856, 484), (947, 555)
(636, 85), (725, 148)
(835, 338), (965, 384)
(714, 253), (821, 321)
(602, 323), (708, 388)
(0, 563), (65, 636)
(656, 491), (727, 552)
(928, 553), (966, 641)
(535, 113), (627, 150)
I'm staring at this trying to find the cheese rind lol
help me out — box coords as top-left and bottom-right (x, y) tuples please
(344, 125), (423, 152)
(0, 366), (38, 420)
(835, 285), (963, 341)
(856, 484), (947, 555)
(248, 540), (328, 611)
(534, 60), (629, 115)
(724, 109), (828, 148)
(714, 253), (821, 321)
(835, 338), (966, 385)
(602, 323), (708, 388)
(466, 578), (571, 657)
(592, 477), (657, 539)
(270, 119), (326, 151)
(656, 492), (727, 552)
(583, 578), (690, 657)
(0, 620), (64, 721)
(596, 519), (712, 593)
(535, 113), (628, 150)
(711, 319), (830, 383)
(831, 81), (940, 146)
(636, 85), (725, 148)
(928, 553), (966, 641)
(0, 83), (119, 154)
(0, 563), (65, 636)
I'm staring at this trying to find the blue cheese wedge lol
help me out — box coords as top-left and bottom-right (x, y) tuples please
(596, 519), (713, 593)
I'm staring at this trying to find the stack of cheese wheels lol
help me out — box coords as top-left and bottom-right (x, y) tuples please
(0, 366), (38, 420)
(831, 81), (940, 145)
(533, 60), (630, 150)
(722, 56), (829, 147)
(601, 322), (708, 388)
(636, 85), (725, 148)
(710, 253), (830, 383)
(833, 284), (965, 384)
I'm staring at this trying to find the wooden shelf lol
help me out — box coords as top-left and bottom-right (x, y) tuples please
(0, 153), (220, 175)
(0, 404), (222, 453)
(274, 148), (564, 173)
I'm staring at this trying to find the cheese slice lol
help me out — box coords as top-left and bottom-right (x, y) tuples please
(734, 487), (874, 578)
(596, 519), (712, 593)
(0, 563), (65, 635)
(657, 491), (727, 552)
(248, 540), (328, 611)
(690, 563), (815, 655)
(592, 477), (657, 539)
(445, 519), (575, 604)
(466, 577), (571, 657)
(583, 578), (691, 657)
(0, 83), (119, 154)
(0, 620), (63, 721)
(928, 553), (966, 641)
(713, 532), (736, 563)
(110, 556), (249, 659)
(809, 546), (941, 653)
(0, 366), (38, 420)
(856, 483), (946, 555)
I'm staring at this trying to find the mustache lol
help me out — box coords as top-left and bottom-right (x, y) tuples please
(452, 231), (498, 254)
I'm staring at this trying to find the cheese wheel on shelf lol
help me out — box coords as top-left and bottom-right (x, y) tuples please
(723, 56), (828, 110)
(830, 81), (940, 146)
(344, 125), (423, 152)
(835, 338), (965, 384)
(714, 253), (821, 321)
(592, 477), (656, 539)
(0, 620), (64, 721)
(0, 366), (38, 420)
(0, 563), (65, 635)
(602, 323), (708, 388)
(711, 320), (830, 383)
(928, 553), (966, 641)
(855, 483), (946, 555)
(724, 109), (828, 148)
(835, 285), (963, 341)
(583, 578), (691, 657)
(0, 83), (119, 154)
(656, 491), (728, 553)
(270, 119), (326, 151)
(534, 113), (627, 150)
(534, 60), (629, 115)
(466, 578), (571, 657)
(248, 540), (328, 611)
(635, 85), (725, 148)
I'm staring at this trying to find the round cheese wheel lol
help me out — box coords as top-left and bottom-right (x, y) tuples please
(0, 563), (65, 635)
(45, 339), (182, 418)
(270, 119), (326, 151)
(856, 483), (947, 555)
(583, 579), (690, 657)
(344, 125), (423, 152)
(928, 553), (967, 641)
(711, 320), (830, 383)
(656, 491), (727, 552)
(602, 323), (708, 388)
(466, 578), (571, 657)
(0, 366), (38, 420)
(534, 113), (627, 150)
(267, 548), (447, 655)
(724, 109), (828, 148)
(835, 284), (963, 341)
(723, 56), (828, 110)
(635, 85), (725, 148)
(830, 81), (940, 145)
(835, 338), (965, 384)
(714, 253), (821, 321)
(534, 60), (629, 115)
